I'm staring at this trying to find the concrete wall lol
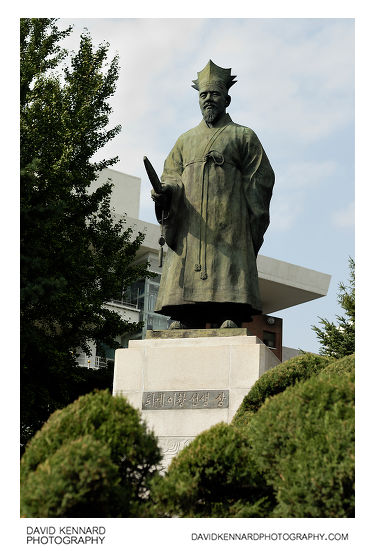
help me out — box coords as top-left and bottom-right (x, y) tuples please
(91, 168), (141, 219)
(282, 346), (303, 362)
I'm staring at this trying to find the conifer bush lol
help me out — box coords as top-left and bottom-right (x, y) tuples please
(20, 390), (162, 517)
(322, 353), (355, 376)
(248, 365), (355, 517)
(150, 422), (275, 518)
(21, 436), (120, 517)
(312, 257), (355, 358)
(232, 352), (330, 426)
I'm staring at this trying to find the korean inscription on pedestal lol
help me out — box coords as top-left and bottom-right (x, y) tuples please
(142, 389), (229, 410)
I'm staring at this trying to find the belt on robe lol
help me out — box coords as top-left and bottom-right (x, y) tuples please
(193, 150), (225, 280)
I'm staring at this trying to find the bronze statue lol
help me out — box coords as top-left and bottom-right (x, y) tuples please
(149, 60), (275, 329)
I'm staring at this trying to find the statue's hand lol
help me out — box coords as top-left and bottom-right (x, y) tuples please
(151, 183), (174, 209)
(151, 190), (168, 208)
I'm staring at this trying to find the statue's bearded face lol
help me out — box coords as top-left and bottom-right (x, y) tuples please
(199, 86), (228, 123)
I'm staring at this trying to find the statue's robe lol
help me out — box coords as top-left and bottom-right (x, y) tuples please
(154, 113), (275, 324)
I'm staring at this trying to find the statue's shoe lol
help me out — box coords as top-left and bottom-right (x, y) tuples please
(169, 321), (186, 329)
(220, 320), (238, 328)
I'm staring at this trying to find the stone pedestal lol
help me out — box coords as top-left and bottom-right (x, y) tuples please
(113, 329), (279, 470)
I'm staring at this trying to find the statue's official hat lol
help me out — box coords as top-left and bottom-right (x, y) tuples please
(192, 60), (237, 92)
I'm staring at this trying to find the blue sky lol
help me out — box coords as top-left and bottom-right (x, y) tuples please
(56, 17), (355, 352)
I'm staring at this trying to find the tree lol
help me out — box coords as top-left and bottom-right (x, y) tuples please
(312, 257), (355, 358)
(20, 19), (150, 448)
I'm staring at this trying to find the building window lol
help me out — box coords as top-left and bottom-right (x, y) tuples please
(125, 280), (145, 309)
(263, 330), (276, 349)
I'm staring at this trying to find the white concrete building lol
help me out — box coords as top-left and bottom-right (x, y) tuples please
(77, 168), (331, 368)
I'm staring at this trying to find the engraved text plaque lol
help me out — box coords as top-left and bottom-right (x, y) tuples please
(142, 390), (229, 410)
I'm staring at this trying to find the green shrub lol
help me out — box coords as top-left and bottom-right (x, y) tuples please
(249, 368), (355, 517)
(21, 435), (121, 517)
(322, 353), (355, 376)
(232, 353), (330, 426)
(150, 422), (275, 518)
(21, 390), (162, 517)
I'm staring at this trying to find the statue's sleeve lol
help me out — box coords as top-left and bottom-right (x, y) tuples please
(155, 137), (184, 251)
(241, 129), (275, 256)
(161, 137), (184, 183)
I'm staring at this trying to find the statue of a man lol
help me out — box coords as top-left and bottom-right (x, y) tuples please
(151, 60), (275, 329)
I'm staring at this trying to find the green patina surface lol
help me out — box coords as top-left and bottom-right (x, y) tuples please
(149, 61), (274, 326)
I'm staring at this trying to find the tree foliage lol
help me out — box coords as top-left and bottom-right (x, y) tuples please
(312, 257), (355, 358)
(20, 18), (149, 447)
